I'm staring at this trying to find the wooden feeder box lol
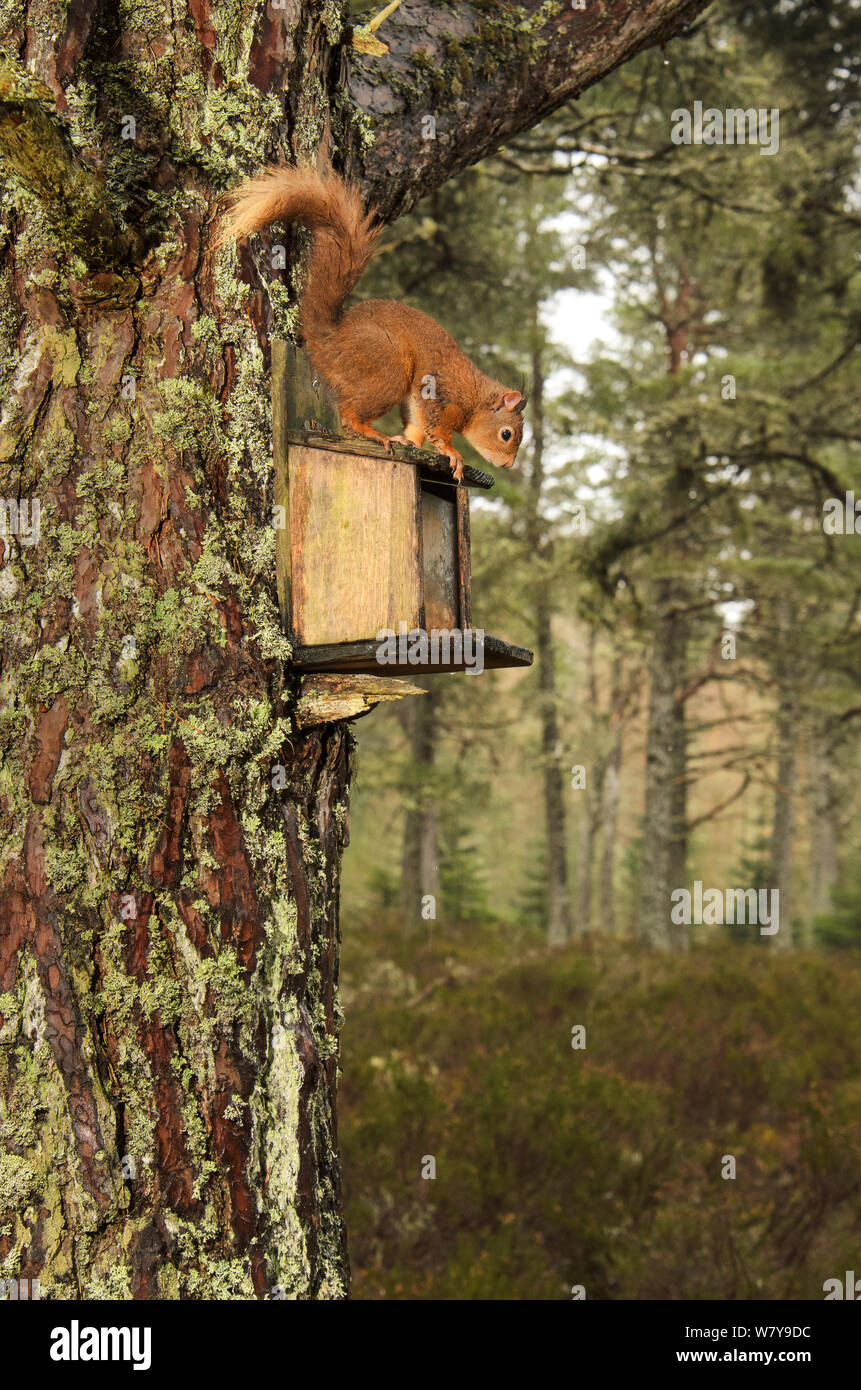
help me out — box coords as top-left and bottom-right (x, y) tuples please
(272, 342), (533, 677)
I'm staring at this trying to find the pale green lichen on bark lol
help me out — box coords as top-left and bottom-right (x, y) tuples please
(0, 954), (120, 1294)
(0, 0), (351, 1302)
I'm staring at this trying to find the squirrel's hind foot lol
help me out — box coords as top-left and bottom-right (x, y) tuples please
(340, 410), (394, 450)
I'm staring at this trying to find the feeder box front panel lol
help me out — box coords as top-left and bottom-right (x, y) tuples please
(287, 445), (422, 647)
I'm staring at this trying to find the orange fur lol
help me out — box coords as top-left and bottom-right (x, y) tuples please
(217, 165), (526, 479)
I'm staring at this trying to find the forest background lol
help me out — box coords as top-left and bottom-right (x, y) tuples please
(338, 0), (861, 1301)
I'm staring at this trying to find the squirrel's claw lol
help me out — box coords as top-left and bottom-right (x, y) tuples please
(447, 450), (464, 482)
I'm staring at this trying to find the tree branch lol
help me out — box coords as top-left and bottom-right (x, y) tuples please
(343, 0), (712, 218)
(0, 47), (142, 268)
(787, 331), (861, 399)
(686, 773), (751, 831)
(720, 446), (844, 496)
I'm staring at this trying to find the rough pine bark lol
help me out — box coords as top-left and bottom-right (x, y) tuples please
(0, 0), (356, 1303)
(0, 0), (710, 1299)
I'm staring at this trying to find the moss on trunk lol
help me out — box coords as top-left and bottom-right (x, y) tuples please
(0, 0), (351, 1300)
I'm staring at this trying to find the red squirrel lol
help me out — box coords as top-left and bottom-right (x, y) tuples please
(217, 165), (527, 481)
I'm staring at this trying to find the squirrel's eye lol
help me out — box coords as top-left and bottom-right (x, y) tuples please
(501, 428), (512, 442)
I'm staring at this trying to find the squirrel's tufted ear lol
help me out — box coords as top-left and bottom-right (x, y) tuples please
(496, 390), (526, 412)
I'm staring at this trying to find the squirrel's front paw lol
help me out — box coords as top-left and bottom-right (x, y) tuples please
(447, 449), (464, 482)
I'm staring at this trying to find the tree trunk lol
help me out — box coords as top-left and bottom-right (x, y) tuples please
(400, 681), (440, 926)
(668, 672), (689, 895)
(770, 682), (797, 953)
(575, 803), (596, 938)
(598, 658), (625, 936)
(599, 737), (622, 935)
(638, 256), (696, 952)
(537, 590), (572, 947)
(574, 630), (600, 937)
(640, 586), (688, 950)
(808, 720), (838, 933)
(0, 1), (363, 1299)
(0, 0), (711, 1300)
(526, 346), (570, 947)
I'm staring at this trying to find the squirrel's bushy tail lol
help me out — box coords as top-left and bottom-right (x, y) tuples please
(217, 165), (380, 342)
